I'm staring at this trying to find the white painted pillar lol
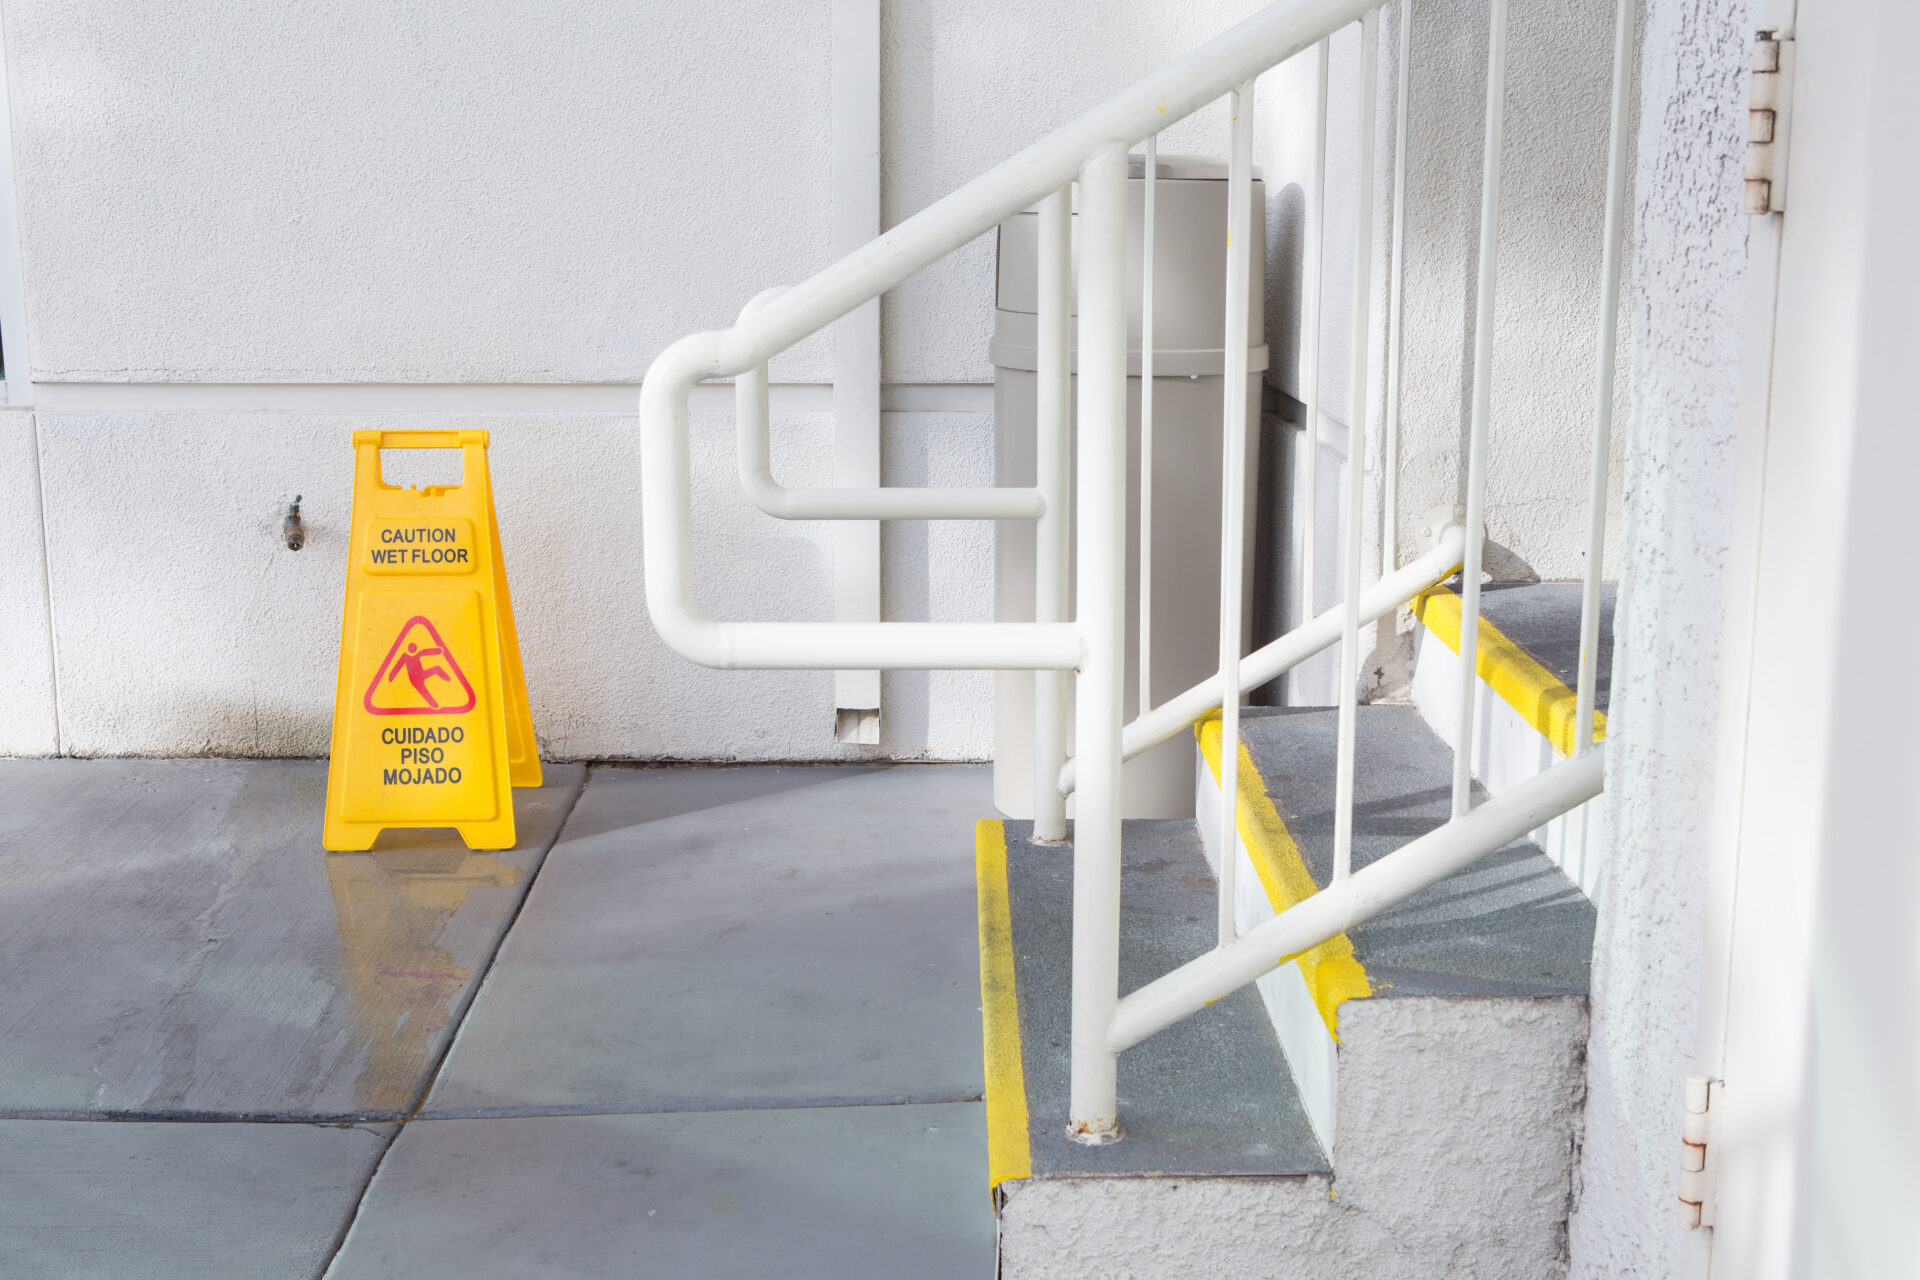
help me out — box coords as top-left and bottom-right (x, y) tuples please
(831, 0), (882, 742)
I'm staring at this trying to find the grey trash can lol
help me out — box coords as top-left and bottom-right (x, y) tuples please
(993, 154), (1266, 821)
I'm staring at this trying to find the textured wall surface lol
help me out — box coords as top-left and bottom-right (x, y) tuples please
(0, 411), (56, 754)
(1254, 0), (1633, 705)
(0, 1), (1294, 761)
(1565, 0), (1753, 1274)
(30, 410), (991, 760)
(999, 996), (1587, 1278)
(0, 0), (1632, 762)
(1, 0), (836, 383)
(1383, 0), (1631, 584)
(880, 0), (1276, 385)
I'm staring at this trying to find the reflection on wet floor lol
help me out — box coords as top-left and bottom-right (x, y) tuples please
(0, 759), (583, 1120)
(325, 835), (525, 1113)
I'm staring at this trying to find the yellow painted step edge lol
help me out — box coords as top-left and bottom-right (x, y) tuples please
(1195, 717), (1373, 1039)
(976, 820), (1032, 1191)
(1410, 586), (1607, 758)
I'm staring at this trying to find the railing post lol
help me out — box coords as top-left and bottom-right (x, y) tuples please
(1300, 38), (1331, 640)
(1216, 79), (1256, 942)
(1452, 0), (1509, 818)
(1138, 138), (1158, 721)
(1032, 186), (1074, 842)
(1576, 0), (1635, 757)
(1333, 10), (1381, 884)
(1067, 142), (1129, 1144)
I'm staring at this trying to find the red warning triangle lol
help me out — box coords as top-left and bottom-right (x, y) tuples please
(363, 616), (478, 716)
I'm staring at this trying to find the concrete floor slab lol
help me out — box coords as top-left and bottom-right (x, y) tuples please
(426, 764), (992, 1114)
(0, 1118), (390, 1279)
(0, 758), (584, 1119)
(325, 1102), (994, 1279)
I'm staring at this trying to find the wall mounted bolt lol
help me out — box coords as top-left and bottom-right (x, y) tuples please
(282, 496), (306, 550)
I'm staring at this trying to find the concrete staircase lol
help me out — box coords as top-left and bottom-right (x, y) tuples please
(982, 582), (1609, 1277)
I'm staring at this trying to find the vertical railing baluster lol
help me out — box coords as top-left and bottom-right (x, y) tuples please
(1033, 188), (1073, 841)
(1217, 81), (1256, 946)
(1139, 138), (1158, 719)
(1577, 0), (1634, 757)
(1382, 0), (1412, 579)
(1332, 11), (1381, 885)
(1452, 0), (1509, 818)
(1068, 144), (1129, 1144)
(1299, 39), (1331, 656)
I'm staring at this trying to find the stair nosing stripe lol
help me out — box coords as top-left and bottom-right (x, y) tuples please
(1412, 585), (1607, 756)
(1196, 717), (1373, 1040)
(975, 819), (1033, 1190)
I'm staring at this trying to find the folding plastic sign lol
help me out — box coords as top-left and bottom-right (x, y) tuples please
(323, 430), (540, 850)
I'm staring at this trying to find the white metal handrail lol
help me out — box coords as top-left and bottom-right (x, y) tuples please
(639, 0), (1630, 1143)
(1109, 748), (1605, 1051)
(733, 287), (1045, 521)
(1055, 523), (1467, 796)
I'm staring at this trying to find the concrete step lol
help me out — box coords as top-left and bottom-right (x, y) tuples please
(981, 794), (1590, 1276)
(1196, 704), (1595, 1144)
(1410, 580), (1615, 894)
(978, 819), (1329, 1183)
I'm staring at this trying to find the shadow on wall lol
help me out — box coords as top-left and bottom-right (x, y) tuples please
(1266, 180), (1307, 403)
(1250, 181), (1306, 706)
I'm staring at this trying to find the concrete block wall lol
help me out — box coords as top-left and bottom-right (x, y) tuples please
(0, 0), (1282, 761)
(0, 411), (55, 754)
(11, 409), (994, 760)
(0, 0), (1625, 759)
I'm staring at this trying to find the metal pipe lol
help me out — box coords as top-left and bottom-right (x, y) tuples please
(1216, 80), (1256, 945)
(1057, 524), (1465, 795)
(1299, 38), (1331, 640)
(1576, 0), (1634, 757)
(1451, 0), (1508, 818)
(646, 358), (1083, 671)
(645, 0), (1383, 680)
(1138, 137), (1158, 719)
(1332, 11), (1379, 885)
(1033, 187), (1074, 841)
(1382, 0), (1412, 578)
(1107, 746), (1606, 1052)
(734, 291), (1044, 522)
(1067, 145), (1130, 1143)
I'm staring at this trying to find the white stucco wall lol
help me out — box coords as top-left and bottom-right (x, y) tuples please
(26, 408), (990, 760)
(1382, 0), (1631, 583)
(1256, 0), (1633, 705)
(2, 0), (837, 383)
(1565, 0), (1752, 1274)
(0, 409), (55, 753)
(880, 0), (1279, 384)
(0, 0), (1027, 760)
(0, 0), (1641, 764)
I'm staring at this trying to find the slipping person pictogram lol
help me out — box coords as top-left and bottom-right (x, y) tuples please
(391, 640), (451, 707)
(364, 616), (478, 716)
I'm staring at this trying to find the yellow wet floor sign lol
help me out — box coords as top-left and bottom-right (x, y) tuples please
(323, 430), (540, 851)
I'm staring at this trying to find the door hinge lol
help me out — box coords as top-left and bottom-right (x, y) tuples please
(1679, 1073), (1721, 1229)
(1746, 35), (1796, 214)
